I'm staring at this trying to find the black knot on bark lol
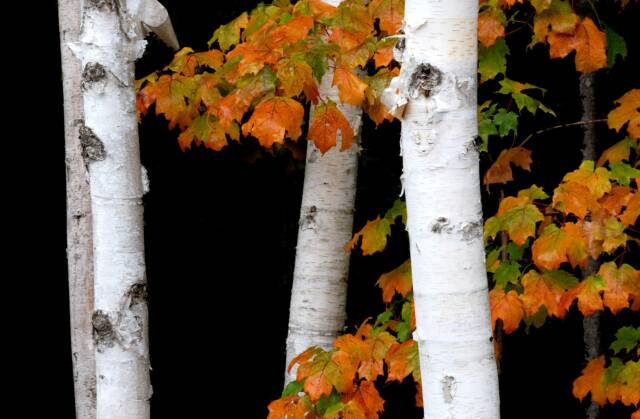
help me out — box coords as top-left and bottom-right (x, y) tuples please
(409, 63), (442, 98)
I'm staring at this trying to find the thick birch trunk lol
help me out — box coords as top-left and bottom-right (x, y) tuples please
(579, 72), (600, 419)
(59, 1), (97, 417)
(390, 1), (500, 417)
(284, 0), (362, 384)
(67, 1), (175, 417)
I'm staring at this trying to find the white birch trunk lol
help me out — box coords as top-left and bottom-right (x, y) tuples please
(59, 1), (97, 417)
(67, 1), (176, 417)
(284, 0), (362, 384)
(387, 1), (501, 417)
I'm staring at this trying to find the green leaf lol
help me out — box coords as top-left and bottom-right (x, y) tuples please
(507, 241), (526, 261)
(610, 326), (640, 355)
(498, 79), (556, 116)
(609, 162), (640, 186)
(385, 199), (407, 225)
(543, 269), (579, 289)
(208, 12), (249, 50)
(494, 109), (519, 137)
(494, 261), (521, 288)
(605, 26), (627, 67)
(479, 38), (509, 83)
(316, 390), (342, 415)
(282, 380), (305, 397)
(603, 357), (624, 385)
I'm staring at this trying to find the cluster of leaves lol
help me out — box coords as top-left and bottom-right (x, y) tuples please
(267, 259), (420, 418)
(573, 326), (639, 417)
(136, 0), (404, 155)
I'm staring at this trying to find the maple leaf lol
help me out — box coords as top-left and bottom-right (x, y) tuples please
(610, 326), (640, 355)
(599, 262), (640, 314)
(308, 101), (355, 153)
(608, 89), (640, 140)
(385, 340), (420, 382)
(532, 0), (579, 45)
(498, 79), (556, 116)
(368, 0), (404, 34)
(377, 260), (412, 303)
(276, 58), (319, 103)
(333, 68), (368, 106)
(333, 0), (373, 34)
(600, 186), (634, 217)
(165, 48), (225, 77)
(346, 215), (391, 255)
(339, 381), (385, 419)
(357, 331), (396, 381)
(267, 395), (316, 419)
(520, 270), (576, 319)
(485, 188), (546, 246)
(548, 17), (607, 73)
(484, 147), (532, 188)
(208, 12), (249, 51)
(269, 15), (315, 49)
(552, 182), (598, 219)
(139, 74), (198, 130)
(177, 114), (228, 152)
(573, 355), (607, 405)
(489, 288), (524, 333)
(478, 38), (509, 83)
(363, 67), (398, 125)
(561, 275), (605, 316)
(478, 10), (505, 48)
(242, 97), (304, 148)
(532, 223), (590, 270)
(217, 69), (277, 130)
(619, 191), (639, 226)
(373, 38), (397, 68)
(308, 0), (338, 20)
(597, 137), (635, 167)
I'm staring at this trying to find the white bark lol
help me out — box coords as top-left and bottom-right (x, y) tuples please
(67, 1), (176, 417)
(284, 0), (362, 384)
(59, 0), (97, 417)
(390, 1), (500, 417)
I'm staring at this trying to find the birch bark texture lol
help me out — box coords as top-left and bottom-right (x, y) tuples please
(386, 1), (501, 417)
(284, 0), (362, 384)
(59, 0), (97, 417)
(67, 1), (176, 417)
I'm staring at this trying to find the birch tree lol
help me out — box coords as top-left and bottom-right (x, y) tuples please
(59, 0), (96, 416)
(65, 0), (177, 417)
(284, 0), (362, 384)
(384, 0), (501, 416)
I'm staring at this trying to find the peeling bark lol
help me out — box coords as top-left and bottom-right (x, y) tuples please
(59, 1), (97, 418)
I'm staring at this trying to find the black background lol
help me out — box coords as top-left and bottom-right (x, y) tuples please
(22, 1), (639, 418)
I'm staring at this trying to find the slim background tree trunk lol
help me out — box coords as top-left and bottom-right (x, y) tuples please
(284, 0), (362, 383)
(59, 0), (97, 417)
(396, 0), (500, 417)
(579, 71), (601, 419)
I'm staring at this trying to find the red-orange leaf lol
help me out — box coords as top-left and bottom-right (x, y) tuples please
(478, 11), (505, 48)
(276, 58), (319, 103)
(484, 147), (532, 188)
(489, 288), (524, 333)
(562, 275), (605, 316)
(573, 356), (607, 405)
(177, 114), (228, 152)
(295, 349), (358, 402)
(139, 74), (197, 130)
(599, 262), (640, 314)
(520, 270), (575, 319)
(341, 381), (385, 419)
(376, 260), (412, 303)
(267, 396), (315, 419)
(548, 17), (606, 73)
(597, 138), (635, 167)
(608, 89), (640, 140)
(308, 101), (355, 153)
(242, 97), (304, 148)
(368, 0), (404, 34)
(385, 340), (420, 382)
(333, 68), (368, 106)
(600, 186), (634, 217)
(620, 192), (639, 226)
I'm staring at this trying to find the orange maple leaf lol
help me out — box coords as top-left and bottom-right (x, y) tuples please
(296, 349), (358, 402)
(484, 147), (532, 188)
(520, 270), (575, 319)
(368, 0), (404, 34)
(242, 97), (304, 148)
(276, 58), (319, 103)
(600, 186), (634, 217)
(478, 11), (505, 48)
(608, 89), (640, 140)
(532, 223), (589, 270)
(339, 381), (385, 419)
(308, 101), (355, 153)
(548, 17), (606, 73)
(385, 340), (420, 382)
(345, 216), (391, 255)
(267, 396), (315, 419)
(573, 355), (607, 405)
(333, 68), (368, 106)
(490, 288), (524, 333)
(597, 138), (636, 167)
(561, 275), (605, 316)
(599, 262), (640, 314)
(376, 260), (412, 303)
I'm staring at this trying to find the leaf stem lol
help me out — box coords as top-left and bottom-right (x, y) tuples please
(519, 118), (607, 148)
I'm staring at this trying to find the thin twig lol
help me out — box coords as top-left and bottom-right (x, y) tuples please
(519, 118), (607, 147)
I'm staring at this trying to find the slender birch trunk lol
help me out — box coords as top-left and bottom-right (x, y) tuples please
(67, 1), (176, 417)
(385, 1), (500, 416)
(579, 72), (601, 419)
(59, 1), (97, 417)
(284, 0), (362, 383)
